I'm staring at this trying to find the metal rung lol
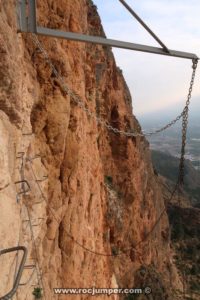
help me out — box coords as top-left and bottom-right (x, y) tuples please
(22, 132), (33, 136)
(19, 266), (36, 286)
(26, 154), (42, 161)
(16, 152), (25, 159)
(32, 219), (45, 227)
(15, 180), (31, 202)
(24, 264), (35, 269)
(32, 199), (45, 205)
(15, 180), (31, 192)
(23, 217), (44, 223)
(36, 176), (48, 182)
(32, 223), (41, 227)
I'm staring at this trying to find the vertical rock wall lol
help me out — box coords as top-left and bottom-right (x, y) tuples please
(0, 1), (181, 299)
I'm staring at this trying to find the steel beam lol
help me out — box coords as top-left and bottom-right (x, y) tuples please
(17, 0), (27, 32)
(37, 27), (198, 60)
(27, 0), (37, 33)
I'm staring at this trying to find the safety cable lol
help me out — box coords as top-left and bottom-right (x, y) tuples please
(28, 159), (178, 257)
(12, 126), (46, 298)
(178, 58), (198, 185)
(20, 146), (46, 297)
(25, 205), (47, 300)
(13, 152), (25, 287)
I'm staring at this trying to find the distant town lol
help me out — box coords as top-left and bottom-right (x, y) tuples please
(143, 121), (200, 171)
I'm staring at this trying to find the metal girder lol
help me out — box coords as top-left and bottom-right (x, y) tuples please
(28, 0), (37, 32)
(15, 180), (31, 202)
(37, 27), (198, 60)
(17, 0), (198, 60)
(18, 0), (27, 32)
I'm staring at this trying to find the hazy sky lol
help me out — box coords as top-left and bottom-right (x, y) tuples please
(93, 0), (200, 118)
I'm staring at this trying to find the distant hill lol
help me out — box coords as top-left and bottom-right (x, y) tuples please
(151, 150), (200, 206)
(139, 95), (200, 128)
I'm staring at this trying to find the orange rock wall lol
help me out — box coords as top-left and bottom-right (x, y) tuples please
(0, 1), (180, 299)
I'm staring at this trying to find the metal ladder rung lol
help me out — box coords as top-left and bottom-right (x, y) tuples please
(19, 267), (36, 286)
(36, 176), (48, 182)
(16, 152), (25, 159)
(24, 264), (36, 269)
(22, 132), (33, 136)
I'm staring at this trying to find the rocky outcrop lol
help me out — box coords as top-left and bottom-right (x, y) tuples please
(0, 1), (181, 299)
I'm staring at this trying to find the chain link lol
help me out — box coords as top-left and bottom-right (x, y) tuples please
(31, 34), (198, 138)
(178, 58), (198, 186)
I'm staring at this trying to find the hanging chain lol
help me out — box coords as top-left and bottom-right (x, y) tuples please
(176, 58), (198, 298)
(31, 34), (198, 138)
(28, 34), (199, 263)
(178, 58), (198, 186)
(142, 113), (183, 136)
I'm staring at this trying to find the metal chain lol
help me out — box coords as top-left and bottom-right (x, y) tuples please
(27, 35), (199, 260)
(31, 34), (198, 185)
(177, 57), (198, 299)
(142, 113), (182, 136)
(30, 34), (198, 137)
(178, 58), (198, 186)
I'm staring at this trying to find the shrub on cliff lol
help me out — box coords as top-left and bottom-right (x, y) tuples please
(32, 287), (42, 299)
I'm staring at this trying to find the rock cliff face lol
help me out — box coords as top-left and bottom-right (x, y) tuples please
(0, 1), (181, 299)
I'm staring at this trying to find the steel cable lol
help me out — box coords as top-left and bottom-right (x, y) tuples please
(28, 159), (178, 257)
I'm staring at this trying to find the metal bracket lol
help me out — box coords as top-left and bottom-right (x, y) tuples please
(17, 0), (198, 60)
(23, 218), (44, 229)
(17, 0), (37, 32)
(22, 132), (33, 136)
(19, 264), (36, 286)
(26, 154), (42, 162)
(35, 175), (48, 182)
(16, 152), (25, 159)
(19, 267), (36, 286)
(119, 0), (170, 53)
(15, 180), (31, 192)
(0, 246), (28, 300)
(15, 180), (31, 202)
